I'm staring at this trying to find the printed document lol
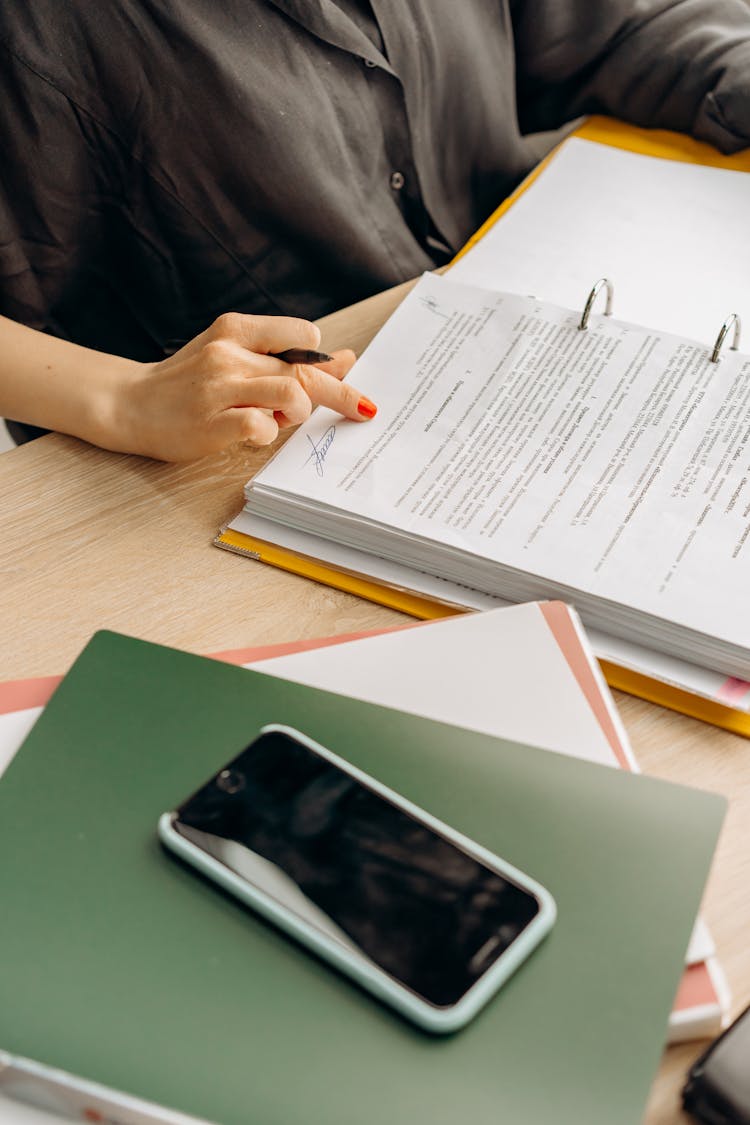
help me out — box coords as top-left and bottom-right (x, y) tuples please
(247, 273), (750, 675)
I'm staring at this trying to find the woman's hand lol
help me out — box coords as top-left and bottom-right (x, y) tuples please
(117, 312), (377, 461)
(0, 311), (376, 462)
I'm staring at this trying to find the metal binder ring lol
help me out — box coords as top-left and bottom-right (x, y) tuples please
(710, 313), (742, 363)
(578, 278), (614, 331)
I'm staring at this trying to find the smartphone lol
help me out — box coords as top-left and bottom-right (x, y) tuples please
(682, 1001), (750, 1123)
(158, 724), (556, 1034)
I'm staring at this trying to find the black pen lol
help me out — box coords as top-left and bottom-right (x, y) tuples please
(272, 348), (333, 365)
(272, 345), (377, 417)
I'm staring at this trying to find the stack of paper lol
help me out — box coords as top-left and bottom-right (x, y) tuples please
(0, 623), (727, 1125)
(0, 604), (727, 1125)
(243, 270), (750, 681)
(218, 125), (750, 732)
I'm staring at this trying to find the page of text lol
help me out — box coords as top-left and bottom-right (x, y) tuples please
(252, 274), (750, 646)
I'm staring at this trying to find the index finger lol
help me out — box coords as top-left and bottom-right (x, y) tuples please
(207, 312), (322, 356)
(296, 365), (377, 421)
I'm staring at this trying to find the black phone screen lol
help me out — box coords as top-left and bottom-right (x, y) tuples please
(172, 729), (540, 1008)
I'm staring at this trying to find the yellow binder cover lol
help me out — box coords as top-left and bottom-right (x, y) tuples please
(216, 117), (750, 735)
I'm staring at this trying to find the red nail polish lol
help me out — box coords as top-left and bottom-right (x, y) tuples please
(358, 397), (377, 418)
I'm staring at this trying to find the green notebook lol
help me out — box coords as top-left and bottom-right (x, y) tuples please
(0, 631), (725, 1125)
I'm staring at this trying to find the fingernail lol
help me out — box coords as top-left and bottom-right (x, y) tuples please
(357, 397), (377, 419)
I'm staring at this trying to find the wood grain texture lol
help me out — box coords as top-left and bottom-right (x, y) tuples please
(1, 273), (748, 1123)
(0, 280), (416, 681)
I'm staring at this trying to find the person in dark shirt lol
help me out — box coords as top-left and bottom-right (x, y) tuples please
(1, 1), (749, 460)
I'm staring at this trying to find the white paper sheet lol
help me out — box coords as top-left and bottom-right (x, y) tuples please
(248, 273), (750, 673)
(0, 609), (625, 779)
(450, 137), (750, 348)
(228, 508), (750, 709)
(252, 603), (623, 766)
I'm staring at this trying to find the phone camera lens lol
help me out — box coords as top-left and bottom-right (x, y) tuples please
(215, 769), (245, 795)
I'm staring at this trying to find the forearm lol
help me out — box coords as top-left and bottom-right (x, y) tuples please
(512, 0), (750, 152)
(0, 315), (140, 450)
(0, 312), (372, 462)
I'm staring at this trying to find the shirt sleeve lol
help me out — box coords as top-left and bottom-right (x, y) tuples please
(0, 44), (105, 332)
(510, 0), (750, 153)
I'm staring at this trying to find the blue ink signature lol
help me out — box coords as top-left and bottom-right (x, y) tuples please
(419, 295), (448, 319)
(303, 425), (336, 476)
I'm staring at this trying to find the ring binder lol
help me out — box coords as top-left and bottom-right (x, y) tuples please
(710, 314), (742, 363)
(579, 278), (614, 330)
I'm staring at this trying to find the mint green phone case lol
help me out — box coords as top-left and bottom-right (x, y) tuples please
(159, 722), (556, 1034)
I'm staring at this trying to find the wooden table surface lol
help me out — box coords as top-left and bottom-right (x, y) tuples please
(1, 279), (748, 1124)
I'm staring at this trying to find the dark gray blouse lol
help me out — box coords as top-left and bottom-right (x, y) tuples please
(1, 0), (749, 362)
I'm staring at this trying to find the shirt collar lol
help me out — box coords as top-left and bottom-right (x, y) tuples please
(266, 0), (395, 75)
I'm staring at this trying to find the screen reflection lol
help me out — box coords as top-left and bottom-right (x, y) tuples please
(174, 730), (539, 1007)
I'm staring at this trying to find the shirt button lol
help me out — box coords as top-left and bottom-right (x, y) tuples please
(364, 57), (377, 68)
(390, 171), (405, 190)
